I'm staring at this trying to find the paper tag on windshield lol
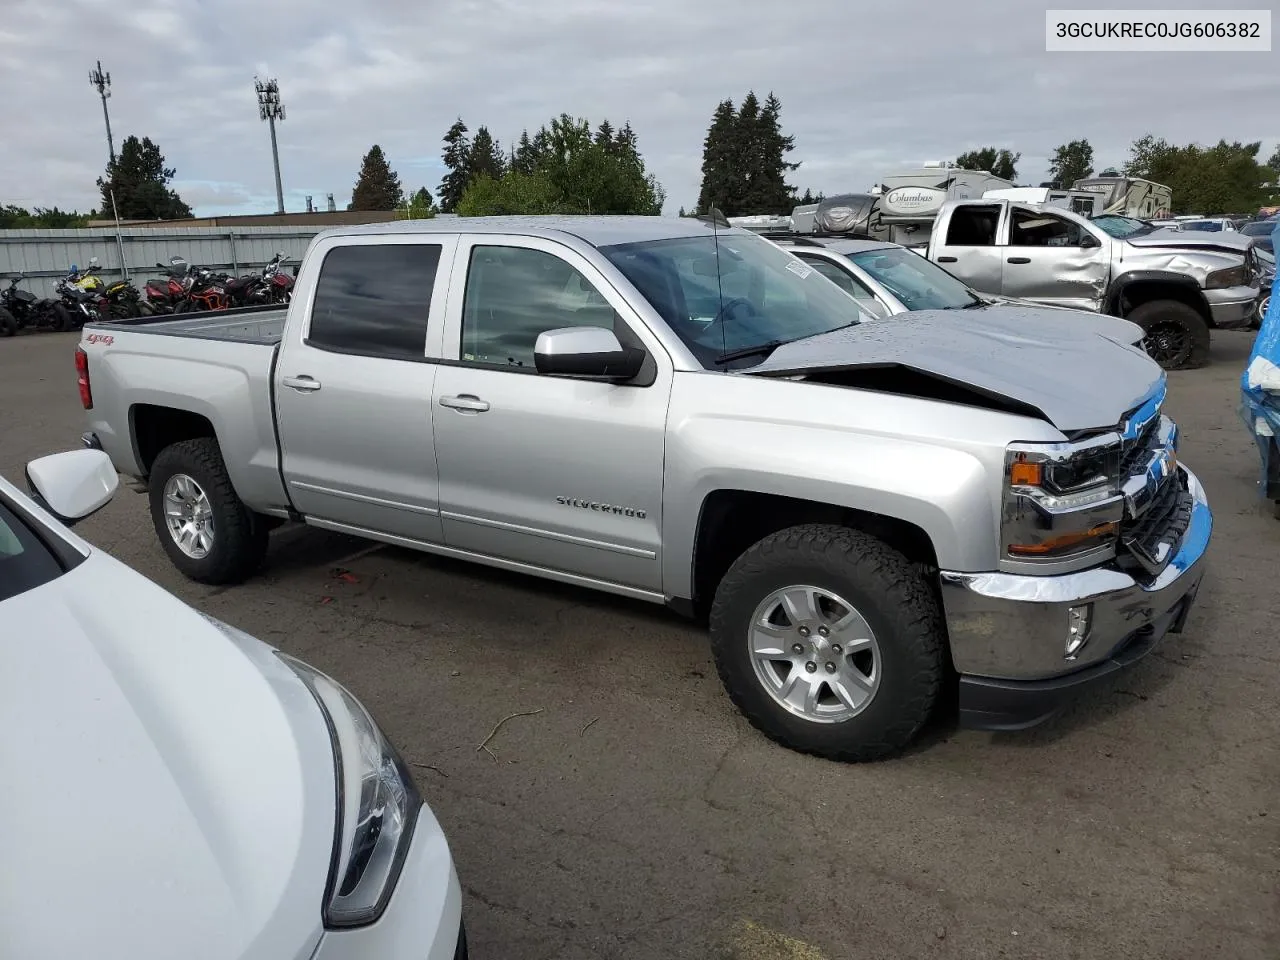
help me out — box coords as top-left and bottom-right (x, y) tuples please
(786, 260), (813, 279)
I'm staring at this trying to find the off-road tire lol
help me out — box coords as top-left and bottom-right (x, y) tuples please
(148, 438), (269, 584)
(1128, 299), (1211, 370)
(709, 524), (945, 762)
(0, 307), (15, 337)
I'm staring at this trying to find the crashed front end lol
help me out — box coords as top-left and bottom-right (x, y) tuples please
(940, 379), (1212, 730)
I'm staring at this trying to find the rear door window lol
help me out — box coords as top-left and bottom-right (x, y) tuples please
(944, 205), (1001, 246)
(308, 244), (443, 360)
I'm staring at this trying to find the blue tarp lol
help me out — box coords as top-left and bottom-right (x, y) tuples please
(1240, 220), (1280, 503)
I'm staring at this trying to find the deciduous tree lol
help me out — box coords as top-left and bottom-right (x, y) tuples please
(955, 146), (1020, 181)
(1047, 139), (1095, 188)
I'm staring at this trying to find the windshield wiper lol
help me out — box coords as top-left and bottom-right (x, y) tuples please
(713, 339), (790, 365)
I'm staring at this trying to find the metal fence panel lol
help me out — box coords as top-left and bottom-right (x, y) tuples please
(0, 227), (323, 299)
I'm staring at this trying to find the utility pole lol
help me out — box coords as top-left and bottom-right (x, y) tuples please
(89, 60), (114, 164)
(255, 77), (286, 214)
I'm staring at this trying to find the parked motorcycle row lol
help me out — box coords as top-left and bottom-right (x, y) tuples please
(0, 252), (294, 337)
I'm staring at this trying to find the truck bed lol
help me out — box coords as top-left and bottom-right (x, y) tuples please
(91, 305), (287, 345)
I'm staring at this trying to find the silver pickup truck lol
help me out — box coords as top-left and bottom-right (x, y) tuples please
(926, 199), (1260, 370)
(77, 217), (1212, 761)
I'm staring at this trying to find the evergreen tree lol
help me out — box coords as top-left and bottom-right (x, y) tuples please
(97, 135), (192, 220)
(467, 126), (506, 184)
(348, 144), (403, 210)
(438, 118), (471, 213)
(697, 99), (739, 214)
(594, 119), (616, 153)
(512, 130), (539, 174)
(614, 121), (638, 159)
(745, 93), (798, 214)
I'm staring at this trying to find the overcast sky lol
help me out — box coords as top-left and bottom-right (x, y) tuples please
(1, 0), (1275, 217)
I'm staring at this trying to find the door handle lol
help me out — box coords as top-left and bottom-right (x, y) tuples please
(439, 394), (490, 413)
(1006, 257), (1032, 265)
(282, 376), (321, 392)
(937, 256), (958, 263)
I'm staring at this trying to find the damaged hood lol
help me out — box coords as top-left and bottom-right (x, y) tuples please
(1125, 228), (1253, 256)
(745, 309), (1163, 434)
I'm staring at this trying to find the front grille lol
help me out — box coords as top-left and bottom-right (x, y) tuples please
(1115, 399), (1188, 577)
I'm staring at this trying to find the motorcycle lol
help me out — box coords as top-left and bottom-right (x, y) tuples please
(220, 252), (295, 308)
(175, 265), (232, 312)
(0, 273), (72, 337)
(56, 266), (105, 327)
(144, 256), (197, 314)
(65, 257), (151, 319)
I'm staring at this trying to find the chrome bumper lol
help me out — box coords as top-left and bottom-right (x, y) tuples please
(940, 466), (1210, 693)
(1206, 286), (1260, 329)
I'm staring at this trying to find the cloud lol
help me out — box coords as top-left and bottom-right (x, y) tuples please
(1, 0), (1276, 217)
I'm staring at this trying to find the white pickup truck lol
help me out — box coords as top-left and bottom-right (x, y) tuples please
(77, 216), (1211, 760)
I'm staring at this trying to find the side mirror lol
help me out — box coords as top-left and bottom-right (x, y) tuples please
(1080, 234), (1101, 249)
(25, 450), (118, 527)
(534, 327), (646, 380)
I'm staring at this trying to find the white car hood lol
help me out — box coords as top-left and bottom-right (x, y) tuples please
(0, 549), (334, 960)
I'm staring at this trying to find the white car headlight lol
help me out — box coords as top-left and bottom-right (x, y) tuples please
(278, 653), (421, 927)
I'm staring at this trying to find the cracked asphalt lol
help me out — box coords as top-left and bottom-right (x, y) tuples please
(2, 329), (1277, 959)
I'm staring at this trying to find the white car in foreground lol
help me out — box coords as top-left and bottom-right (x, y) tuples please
(0, 449), (465, 960)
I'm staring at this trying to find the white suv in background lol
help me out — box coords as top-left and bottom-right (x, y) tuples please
(0, 450), (465, 960)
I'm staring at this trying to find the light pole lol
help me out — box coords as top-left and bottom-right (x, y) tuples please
(89, 60), (114, 164)
(255, 77), (286, 214)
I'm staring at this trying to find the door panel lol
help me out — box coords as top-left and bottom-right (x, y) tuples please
(930, 204), (1005, 294)
(1000, 207), (1108, 309)
(275, 237), (458, 541)
(432, 238), (669, 591)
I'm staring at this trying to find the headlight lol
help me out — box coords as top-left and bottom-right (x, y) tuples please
(1206, 264), (1248, 288)
(1003, 439), (1123, 563)
(279, 653), (421, 927)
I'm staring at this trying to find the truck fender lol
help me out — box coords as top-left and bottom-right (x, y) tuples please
(660, 419), (999, 601)
(1105, 270), (1207, 318)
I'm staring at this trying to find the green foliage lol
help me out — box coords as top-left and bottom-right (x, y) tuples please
(1265, 145), (1280, 176)
(797, 188), (823, 205)
(348, 144), (403, 211)
(467, 127), (506, 184)
(955, 147), (1020, 181)
(0, 205), (93, 228)
(438, 119), (472, 213)
(1047, 139), (1094, 188)
(1125, 135), (1268, 213)
(455, 114), (664, 217)
(97, 135), (191, 220)
(397, 186), (436, 220)
(697, 92), (798, 216)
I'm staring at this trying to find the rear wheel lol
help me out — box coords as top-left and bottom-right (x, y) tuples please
(1128, 299), (1210, 370)
(0, 307), (15, 337)
(709, 524), (945, 762)
(148, 438), (269, 584)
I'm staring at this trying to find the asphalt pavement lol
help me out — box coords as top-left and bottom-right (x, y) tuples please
(2, 328), (1277, 959)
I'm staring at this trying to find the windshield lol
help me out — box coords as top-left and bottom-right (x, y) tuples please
(600, 231), (870, 367)
(847, 246), (980, 310)
(1091, 214), (1155, 238)
(0, 497), (64, 604)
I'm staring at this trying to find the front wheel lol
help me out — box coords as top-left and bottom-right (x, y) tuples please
(0, 306), (15, 337)
(1128, 299), (1210, 370)
(709, 524), (945, 762)
(148, 438), (269, 584)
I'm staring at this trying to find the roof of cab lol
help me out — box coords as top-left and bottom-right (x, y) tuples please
(311, 215), (736, 248)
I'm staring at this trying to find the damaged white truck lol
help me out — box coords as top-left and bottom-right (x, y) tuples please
(77, 217), (1211, 760)
(927, 198), (1261, 369)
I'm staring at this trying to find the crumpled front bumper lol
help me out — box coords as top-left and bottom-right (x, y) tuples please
(938, 465), (1212, 731)
(1206, 284), (1260, 329)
